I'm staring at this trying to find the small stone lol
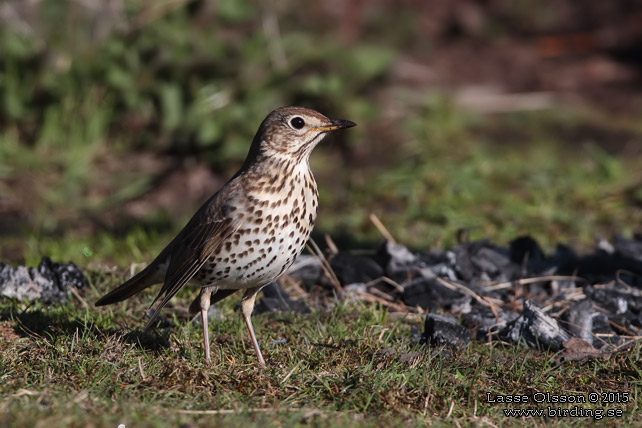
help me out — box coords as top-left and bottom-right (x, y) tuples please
(0, 257), (88, 304)
(500, 300), (570, 351)
(329, 253), (383, 285)
(423, 313), (472, 350)
(253, 282), (309, 314)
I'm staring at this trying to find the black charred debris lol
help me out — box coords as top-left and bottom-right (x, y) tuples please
(0, 257), (88, 303)
(284, 234), (642, 357)
(2, 234), (642, 358)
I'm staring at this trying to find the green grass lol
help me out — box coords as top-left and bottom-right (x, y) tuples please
(2, 1), (642, 266)
(2, 2), (642, 426)
(1, 276), (640, 427)
(6, 103), (642, 267)
(314, 102), (642, 251)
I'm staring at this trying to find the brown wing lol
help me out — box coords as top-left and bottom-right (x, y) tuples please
(144, 187), (241, 329)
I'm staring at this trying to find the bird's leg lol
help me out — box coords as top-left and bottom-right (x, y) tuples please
(198, 287), (214, 364)
(240, 287), (265, 367)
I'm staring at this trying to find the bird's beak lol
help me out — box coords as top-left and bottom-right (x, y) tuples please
(309, 119), (357, 133)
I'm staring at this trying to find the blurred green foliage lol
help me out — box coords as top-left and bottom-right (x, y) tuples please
(0, 0), (391, 161)
(0, 0), (392, 257)
(1, 0), (641, 265)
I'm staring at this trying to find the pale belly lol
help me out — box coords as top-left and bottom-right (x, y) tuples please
(193, 183), (317, 290)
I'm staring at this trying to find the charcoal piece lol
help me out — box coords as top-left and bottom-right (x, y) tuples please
(560, 299), (619, 348)
(416, 247), (452, 266)
(461, 304), (518, 339)
(561, 299), (595, 343)
(375, 240), (418, 280)
(596, 236), (615, 254)
(449, 295), (473, 314)
(453, 243), (477, 282)
(547, 243), (579, 273)
(500, 300), (570, 351)
(473, 247), (519, 282)
(423, 313), (472, 349)
(453, 240), (520, 283)
(608, 313), (632, 335)
(630, 313), (642, 329)
(0, 257), (88, 304)
(556, 248), (642, 285)
(344, 282), (368, 295)
(527, 281), (549, 297)
(549, 277), (580, 294)
(592, 312), (622, 347)
(402, 277), (464, 311)
(613, 234), (642, 262)
(329, 253), (383, 285)
(410, 324), (422, 343)
(43, 257), (88, 290)
(417, 250), (458, 281)
(509, 235), (549, 274)
(253, 282), (310, 315)
(584, 285), (639, 315)
(591, 312), (614, 336)
(285, 255), (322, 289)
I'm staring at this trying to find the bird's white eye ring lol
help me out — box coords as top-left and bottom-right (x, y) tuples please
(290, 117), (305, 129)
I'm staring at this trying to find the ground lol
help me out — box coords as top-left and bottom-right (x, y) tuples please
(1, 1), (642, 426)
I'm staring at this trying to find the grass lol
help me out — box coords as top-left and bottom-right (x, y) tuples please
(2, 1), (642, 426)
(314, 103), (642, 251)
(2, 1), (642, 266)
(5, 104), (642, 268)
(1, 275), (641, 427)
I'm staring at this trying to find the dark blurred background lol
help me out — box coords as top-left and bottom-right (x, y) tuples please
(1, 0), (642, 265)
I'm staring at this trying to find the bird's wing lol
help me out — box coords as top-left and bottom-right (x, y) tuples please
(144, 188), (242, 329)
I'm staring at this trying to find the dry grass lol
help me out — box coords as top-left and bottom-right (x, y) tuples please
(0, 272), (640, 427)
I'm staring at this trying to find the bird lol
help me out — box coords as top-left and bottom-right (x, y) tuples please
(95, 106), (356, 366)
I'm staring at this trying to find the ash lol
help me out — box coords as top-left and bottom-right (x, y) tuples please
(286, 233), (642, 357)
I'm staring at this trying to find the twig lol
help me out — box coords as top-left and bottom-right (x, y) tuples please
(138, 357), (146, 380)
(366, 287), (395, 302)
(364, 276), (405, 293)
(129, 262), (147, 279)
(69, 286), (90, 309)
(614, 270), (642, 297)
(446, 401), (455, 418)
(280, 360), (301, 383)
(280, 275), (308, 299)
(611, 336), (642, 353)
(483, 275), (587, 292)
(306, 239), (342, 295)
(369, 213), (396, 244)
(351, 291), (409, 312)
(324, 234), (339, 255)
(435, 277), (504, 309)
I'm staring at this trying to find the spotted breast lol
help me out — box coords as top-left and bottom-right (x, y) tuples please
(194, 160), (318, 289)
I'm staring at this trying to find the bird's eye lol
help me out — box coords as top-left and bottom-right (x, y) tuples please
(290, 117), (305, 129)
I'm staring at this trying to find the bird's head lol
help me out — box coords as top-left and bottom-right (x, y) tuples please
(247, 106), (356, 163)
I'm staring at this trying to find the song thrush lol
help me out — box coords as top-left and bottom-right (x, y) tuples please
(96, 106), (356, 366)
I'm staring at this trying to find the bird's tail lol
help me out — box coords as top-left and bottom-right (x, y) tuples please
(95, 262), (162, 306)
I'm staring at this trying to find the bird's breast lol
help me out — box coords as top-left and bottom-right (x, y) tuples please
(196, 168), (318, 289)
